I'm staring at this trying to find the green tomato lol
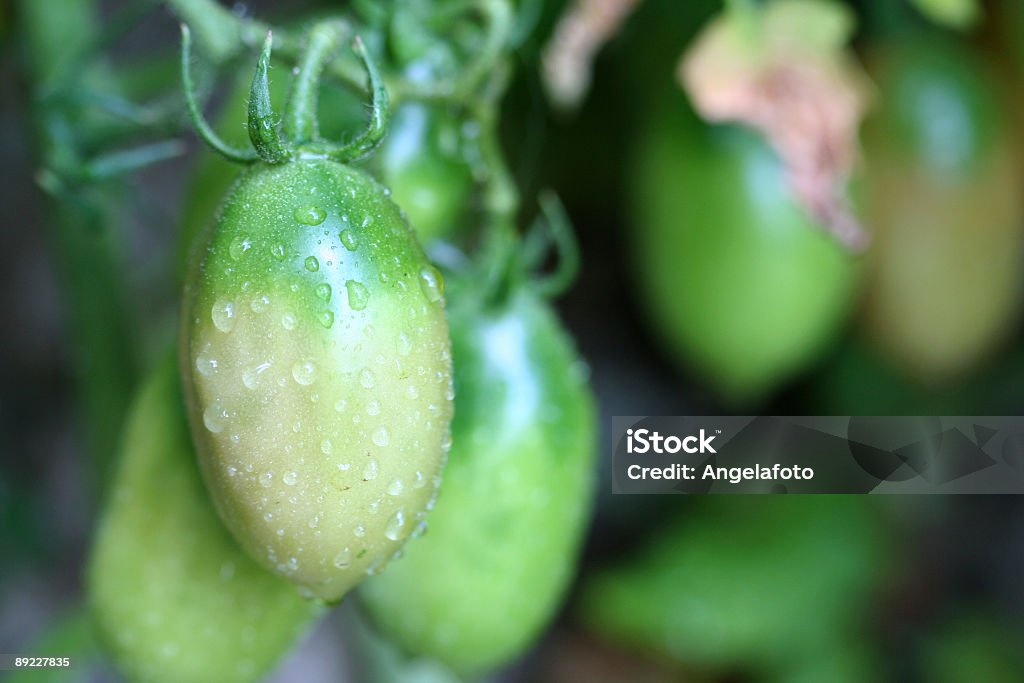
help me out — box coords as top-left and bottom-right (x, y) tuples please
(860, 41), (1024, 383)
(180, 158), (454, 601)
(358, 278), (596, 677)
(178, 73), (366, 279)
(579, 497), (887, 672)
(630, 87), (858, 404)
(374, 101), (474, 245)
(88, 356), (321, 683)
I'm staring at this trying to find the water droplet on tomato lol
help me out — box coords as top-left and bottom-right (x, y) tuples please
(340, 229), (358, 251)
(418, 266), (444, 304)
(346, 280), (369, 311)
(211, 298), (236, 332)
(203, 402), (228, 433)
(384, 509), (405, 541)
(229, 236), (252, 260)
(196, 350), (218, 376)
(292, 360), (316, 385)
(362, 459), (378, 481)
(305, 256), (320, 272)
(295, 205), (326, 226)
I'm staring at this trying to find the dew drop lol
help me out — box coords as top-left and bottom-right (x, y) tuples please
(196, 350), (218, 376)
(418, 266), (444, 303)
(270, 243), (287, 260)
(362, 459), (378, 481)
(241, 362), (271, 390)
(340, 229), (358, 251)
(226, 465), (238, 477)
(405, 384), (419, 400)
(320, 439), (333, 455)
(354, 525), (366, 538)
(334, 399), (347, 413)
(359, 368), (376, 389)
(318, 310), (335, 328)
(315, 283), (332, 302)
(283, 471), (298, 486)
(346, 280), (369, 311)
(413, 471), (426, 489)
(211, 299), (236, 332)
(295, 205), (326, 226)
(281, 312), (297, 330)
(304, 256), (320, 272)
(292, 360), (317, 385)
(397, 332), (412, 356)
(203, 403), (228, 433)
(372, 427), (390, 448)
(384, 509), (405, 541)
(259, 471), (273, 488)
(387, 478), (404, 496)
(229, 236), (252, 260)
(250, 293), (271, 313)
(333, 548), (351, 569)
(366, 400), (381, 416)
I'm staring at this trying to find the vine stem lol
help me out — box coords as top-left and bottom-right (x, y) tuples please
(283, 21), (348, 144)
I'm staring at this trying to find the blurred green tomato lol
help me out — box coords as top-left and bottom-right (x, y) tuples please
(579, 497), (886, 672)
(630, 87), (858, 404)
(359, 278), (596, 677)
(860, 41), (1024, 383)
(88, 356), (321, 683)
(374, 101), (474, 245)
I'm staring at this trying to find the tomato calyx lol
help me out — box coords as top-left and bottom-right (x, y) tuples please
(181, 20), (390, 166)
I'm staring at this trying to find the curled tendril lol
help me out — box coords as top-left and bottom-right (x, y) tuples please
(524, 191), (580, 299)
(180, 24), (258, 163)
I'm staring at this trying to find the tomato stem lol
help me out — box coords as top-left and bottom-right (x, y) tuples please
(282, 20), (348, 145)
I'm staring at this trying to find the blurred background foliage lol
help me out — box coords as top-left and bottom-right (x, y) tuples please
(1, 0), (1024, 681)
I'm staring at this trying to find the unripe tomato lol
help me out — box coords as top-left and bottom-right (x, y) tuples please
(630, 86), (859, 403)
(374, 101), (475, 245)
(180, 158), (453, 601)
(359, 277), (596, 677)
(580, 497), (886, 671)
(859, 40), (1024, 382)
(88, 356), (321, 683)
